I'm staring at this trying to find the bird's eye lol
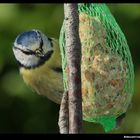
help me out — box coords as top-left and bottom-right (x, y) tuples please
(35, 49), (44, 57)
(35, 49), (39, 53)
(35, 49), (41, 54)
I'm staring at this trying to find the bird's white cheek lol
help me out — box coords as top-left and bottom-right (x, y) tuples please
(13, 48), (39, 67)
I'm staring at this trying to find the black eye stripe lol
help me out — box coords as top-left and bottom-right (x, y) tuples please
(14, 46), (53, 59)
(17, 49), (54, 69)
(14, 46), (36, 55)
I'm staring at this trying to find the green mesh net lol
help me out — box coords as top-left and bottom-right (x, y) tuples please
(59, 3), (134, 132)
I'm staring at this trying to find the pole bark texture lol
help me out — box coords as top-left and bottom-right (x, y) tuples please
(64, 3), (82, 134)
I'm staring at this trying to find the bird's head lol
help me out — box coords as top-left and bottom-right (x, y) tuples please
(13, 29), (53, 69)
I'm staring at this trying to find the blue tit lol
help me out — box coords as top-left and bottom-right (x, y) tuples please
(13, 29), (63, 104)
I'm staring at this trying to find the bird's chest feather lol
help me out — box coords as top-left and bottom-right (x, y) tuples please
(20, 66), (63, 104)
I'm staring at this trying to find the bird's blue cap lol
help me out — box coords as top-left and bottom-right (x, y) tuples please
(15, 30), (40, 47)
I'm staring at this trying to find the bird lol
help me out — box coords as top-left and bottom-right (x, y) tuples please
(13, 29), (63, 104)
(12, 8), (134, 132)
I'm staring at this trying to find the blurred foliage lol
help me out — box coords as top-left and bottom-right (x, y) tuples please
(0, 4), (139, 133)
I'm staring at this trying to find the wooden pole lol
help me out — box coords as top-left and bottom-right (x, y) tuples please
(64, 3), (82, 134)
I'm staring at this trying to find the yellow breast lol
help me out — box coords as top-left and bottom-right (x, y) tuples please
(20, 63), (63, 104)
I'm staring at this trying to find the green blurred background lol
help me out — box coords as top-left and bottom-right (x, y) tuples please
(0, 4), (139, 133)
